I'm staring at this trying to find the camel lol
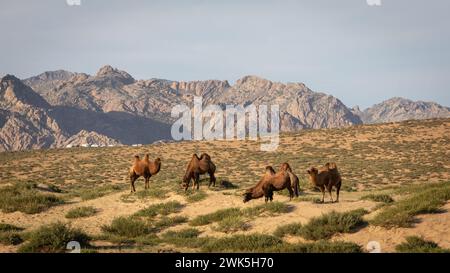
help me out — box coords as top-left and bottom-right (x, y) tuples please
(243, 166), (276, 203)
(243, 163), (299, 203)
(129, 154), (161, 193)
(307, 162), (342, 203)
(182, 153), (216, 191)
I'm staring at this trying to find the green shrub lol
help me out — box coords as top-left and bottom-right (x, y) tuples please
(215, 216), (249, 233)
(65, 206), (97, 219)
(202, 234), (282, 252)
(134, 201), (183, 218)
(300, 209), (367, 240)
(273, 223), (302, 237)
(0, 231), (23, 245)
(190, 208), (241, 226)
(361, 194), (394, 203)
(371, 182), (450, 228)
(0, 183), (63, 214)
(265, 241), (363, 253)
(101, 216), (153, 237)
(19, 223), (90, 253)
(396, 236), (450, 253)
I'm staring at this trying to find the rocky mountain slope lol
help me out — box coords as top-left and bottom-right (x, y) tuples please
(353, 97), (450, 124)
(1, 65), (448, 151)
(25, 66), (363, 130)
(0, 74), (171, 151)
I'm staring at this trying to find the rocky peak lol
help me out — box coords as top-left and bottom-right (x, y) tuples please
(1, 75), (50, 109)
(234, 75), (275, 90)
(95, 65), (135, 85)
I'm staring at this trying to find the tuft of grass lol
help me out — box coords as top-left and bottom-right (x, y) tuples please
(136, 187), (168, 199)
(273, 223), (303, 238)
(215, 216), (250, 233)
(134, 201), (183, 218)
(396, 236), (450, 253)
(18, 223), (90, 253)
(65, 206), (97, 219)
(0, 223), (23, 232)
(371, 182), (450, 228)
(161, 228), (209, 248)
(265, 241), (363, 253)
(154, 216), (188, 229)
(185, 190), (208, 203)
(190, 208), (241, 226)
(300, 209), (367, 240)
(101, 216), (153, 238)
(361, 194), (394, 203)
(202, 234), (282, 252)
(0, 183), (63, 214)
(77, 184), (124, 201)
(0, 231), (24, 245)
(244, 202), (290, 216)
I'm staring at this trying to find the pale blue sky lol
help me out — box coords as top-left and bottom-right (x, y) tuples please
(1, 0), (449, 109)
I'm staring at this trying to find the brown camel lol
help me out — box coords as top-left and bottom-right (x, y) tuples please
(129, 154), (161, 193)
(243, 166), (276, 203)
(182, 153), (216, 191)
(307, 162), (341, 203)
(263, 163), (298, 202)
(243, 163), (299, 203)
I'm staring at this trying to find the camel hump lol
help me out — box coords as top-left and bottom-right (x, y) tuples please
(200, 153), (211, 160)
(134, 155), (140, 161)
(144, 154), (150, 161)
(265, 166), (276, 174)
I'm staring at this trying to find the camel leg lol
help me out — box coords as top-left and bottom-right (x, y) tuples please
(145, 176), (149, 190)
(209, 172), (216, 188)
(287, 186), (294, 201)
(320, 185), (325, 203)
(336, 180), (341, 203)
(130, 174), (138, 193)
(327, 184), (334, 203)
(195, 173), (200, 190)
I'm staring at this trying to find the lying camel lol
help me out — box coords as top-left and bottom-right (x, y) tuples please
(307, 162), (341, 203)
(129, 154), (161, 193)
(182, 153), (216, 191)
(243, 166), (276, 203)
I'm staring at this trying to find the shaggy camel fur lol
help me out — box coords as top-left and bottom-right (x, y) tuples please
(307, 162), (342, 203)
(129, 154), (161, 193)
(182, 153), (216, 191)
(243, 166), (276, 203)
(263, 163), (299, 202)
(244, 163), (299, 203)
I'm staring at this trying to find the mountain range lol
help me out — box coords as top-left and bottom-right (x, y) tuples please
(1, 65), (449, 151)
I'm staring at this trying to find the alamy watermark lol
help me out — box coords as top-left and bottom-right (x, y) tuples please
(366, 0), (382, 6)
(171, 96), (280, 152)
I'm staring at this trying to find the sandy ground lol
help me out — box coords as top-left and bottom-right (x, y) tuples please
(1, 188), (449, 253)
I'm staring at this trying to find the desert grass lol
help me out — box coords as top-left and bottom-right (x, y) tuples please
(65, 206), (97, 219)
(395, 236), (450, 253)
(18, 223), (90, 253)
(0, 183), (63, 214)
(371, 182), (450, 228)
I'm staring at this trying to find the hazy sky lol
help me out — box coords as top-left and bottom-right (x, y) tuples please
(1, 0), (449, 109)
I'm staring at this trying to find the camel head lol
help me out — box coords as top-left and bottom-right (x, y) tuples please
(242, 190), (253, 203)
(307, 167), (318, 175)
(280, 163), (292, 173)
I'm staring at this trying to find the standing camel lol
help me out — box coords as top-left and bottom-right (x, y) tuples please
(129, 154), (161, 193)
(307, 162), (342, 203)
(182, 153), (216, 191)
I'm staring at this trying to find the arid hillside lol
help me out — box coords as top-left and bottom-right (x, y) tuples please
(0, 118), (449, 253)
